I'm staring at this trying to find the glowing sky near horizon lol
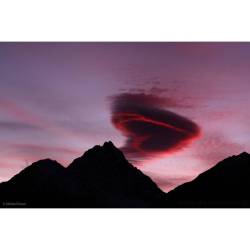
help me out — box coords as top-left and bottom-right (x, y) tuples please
(0, 42), (250, 191)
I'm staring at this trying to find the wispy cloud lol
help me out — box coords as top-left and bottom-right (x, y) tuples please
(0, 120), (40, 131)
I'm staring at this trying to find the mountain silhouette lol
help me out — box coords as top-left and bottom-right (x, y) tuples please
(165, 152), (250, 207)
(0, 159), (67, 207)
(0, 141), (166, 208)
(0, 141), (250, 208)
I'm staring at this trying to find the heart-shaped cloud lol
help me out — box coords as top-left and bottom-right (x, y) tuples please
(110, 93), (201, 162)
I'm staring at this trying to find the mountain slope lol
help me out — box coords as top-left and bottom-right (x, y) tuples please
(1, 141), (250, 208)
(66, 141), (166, 207)
(165, 152), (250, 207)
(0, 159), (66, 207)
(0, 142), (166, 208)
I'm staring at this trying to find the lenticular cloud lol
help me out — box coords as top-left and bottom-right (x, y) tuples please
(110, 93), (201, 161)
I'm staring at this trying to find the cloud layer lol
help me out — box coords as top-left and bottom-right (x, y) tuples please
(111, 93), (201, 161)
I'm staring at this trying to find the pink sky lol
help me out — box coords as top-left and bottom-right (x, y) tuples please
(0, 42), (249, 191)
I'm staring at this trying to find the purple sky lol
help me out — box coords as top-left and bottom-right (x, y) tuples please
(0, 42), (249, 191)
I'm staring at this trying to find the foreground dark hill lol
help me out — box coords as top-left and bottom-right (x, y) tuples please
(0, 159), (67, 207)
(65, 141), (166, 207)
(165, 152), (250, 207)
(0, 142), (166, 208)
(0, 141), (250, 208)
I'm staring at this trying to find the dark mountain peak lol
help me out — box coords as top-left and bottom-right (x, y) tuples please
(213, 151), (250, 172)
(165, 151), (250, 207)
(103, 140), (116, 148)
(0, 158), (66, 208)
(237, 151), (250, 159)
(31, 158), (64, 168)
(72, 141), (126, 168)
(67, 141), (133, 173)
(66, 141), (166, 207)
(21, 158), (64, 173)
(8, 158), (65, 183)
(87, 141), (122, 154)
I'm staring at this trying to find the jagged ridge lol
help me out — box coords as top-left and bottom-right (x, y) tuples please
(0, 141), (250, 208)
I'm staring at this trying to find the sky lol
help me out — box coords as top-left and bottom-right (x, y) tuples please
(0, 42), (250, 192)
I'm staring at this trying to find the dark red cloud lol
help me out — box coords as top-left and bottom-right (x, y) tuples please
(110, 93), (201, 161)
